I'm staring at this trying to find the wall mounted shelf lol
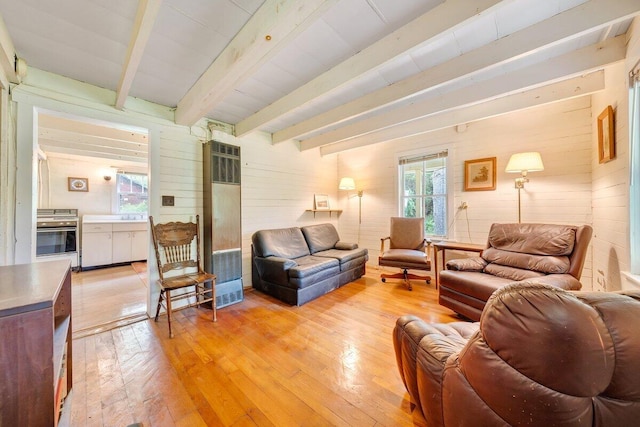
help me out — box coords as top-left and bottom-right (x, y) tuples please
(305, 209), (342, 218)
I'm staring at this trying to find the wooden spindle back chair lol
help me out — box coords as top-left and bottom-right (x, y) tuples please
(150, 215), (216, 338)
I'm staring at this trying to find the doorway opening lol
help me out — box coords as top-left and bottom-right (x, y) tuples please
(35, 109), (150, 337)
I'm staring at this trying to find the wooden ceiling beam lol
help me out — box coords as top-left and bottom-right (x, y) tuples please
(276, 0), (640, 144)
(38, 139), (147, 163)
(38, 128), (148, 151)
(235, 0), (503, 137)
(319, 71), (605, 155)
(174, 0), (339, 126)
(115, 0), (162, 110)
(38, 114), (148, 143)
(301, 35), (625, 150)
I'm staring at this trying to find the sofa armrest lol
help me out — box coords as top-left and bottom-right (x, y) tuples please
(393, 315), (478, 413)
(446, 256), (487, 272)
(254, 256), (297, 286)
(417, 333), (472, 427)
(531, 273), (583, 290)
(335, 241), (358, 250)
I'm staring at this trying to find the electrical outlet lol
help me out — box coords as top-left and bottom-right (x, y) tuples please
(459, 201), (468, 210)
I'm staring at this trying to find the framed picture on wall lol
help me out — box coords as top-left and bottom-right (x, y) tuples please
(598, 105), (615, 163)
(314, 194), (330, 210)
(464, 157), (496, 191)
(68, 177), (89, 192)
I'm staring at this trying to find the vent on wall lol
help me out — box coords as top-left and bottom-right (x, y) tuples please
(210, 141), (240, 184)
(211, 249), (242, 283)
(215, 279), (243, 309)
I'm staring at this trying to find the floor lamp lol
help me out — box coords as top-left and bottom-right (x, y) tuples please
(339, 177), (363, 224)
(505, 152), (544, 223)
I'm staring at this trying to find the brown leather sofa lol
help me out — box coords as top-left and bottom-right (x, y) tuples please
(439, 223), (592, 321)
(394, 282), (640, 426)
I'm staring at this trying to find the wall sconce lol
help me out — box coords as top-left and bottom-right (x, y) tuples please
(505, 152), (544, 223)
(339, 177), (364, 223)
(102, 167), (116, 182)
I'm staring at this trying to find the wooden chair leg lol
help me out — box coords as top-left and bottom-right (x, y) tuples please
(155, 289), (164, 321)
(211, 280), (217, 322)
(166, 289), (173, 338)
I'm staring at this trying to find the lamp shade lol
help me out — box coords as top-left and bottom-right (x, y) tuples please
(339, 177), (356, 190)
(505, 152), (544, 173)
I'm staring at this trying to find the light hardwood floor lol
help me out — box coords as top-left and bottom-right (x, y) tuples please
(72, 263), (148, 338)
(69, 266), (461, 426)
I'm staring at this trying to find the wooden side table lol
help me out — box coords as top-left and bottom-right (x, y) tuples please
(433, 241), (485, 286)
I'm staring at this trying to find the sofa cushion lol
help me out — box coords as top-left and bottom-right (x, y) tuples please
(314, 247), (368, 265)
(301, 223), (340, 253)
(482, 247), (570, 274)
(380, 249), (429, 270)
(335, 241), (358, 250)
(439, 270), (514, 302)
(483, 263), (545, 281)
(288, 255), (339, 279)
(252, 227), (310, 259)
(446, 257), (487, 272)
(288, 256), (340, 288)
(487, 223), (576, 256)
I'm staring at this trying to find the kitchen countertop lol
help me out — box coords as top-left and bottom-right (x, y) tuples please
(82, 214), (148, 224)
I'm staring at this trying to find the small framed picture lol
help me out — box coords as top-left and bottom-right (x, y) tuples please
(597, 105), (615, 164)
(68, 177), (89, 192)
(464, 157), (496, 191)
(314, 194), (330, 210)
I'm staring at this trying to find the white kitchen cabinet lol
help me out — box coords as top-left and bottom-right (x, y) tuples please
(82, 223), (113, 267)
(112, 231), (133, 263)
(131, 230), (148, 260)
(82, 219), (148, 268)
(112, 222), (148, 263)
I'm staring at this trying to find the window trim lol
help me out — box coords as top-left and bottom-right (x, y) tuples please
(115, 171), (149, 214)
(396, 146), (453, 239)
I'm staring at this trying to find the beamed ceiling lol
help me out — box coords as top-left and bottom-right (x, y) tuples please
(0, 0), (639, 157)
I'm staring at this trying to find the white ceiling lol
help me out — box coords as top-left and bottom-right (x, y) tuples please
(1, 0), (638, 156)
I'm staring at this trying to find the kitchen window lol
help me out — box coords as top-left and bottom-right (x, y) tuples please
(399, 150), (449, 238)
(117, 172), (148, 214)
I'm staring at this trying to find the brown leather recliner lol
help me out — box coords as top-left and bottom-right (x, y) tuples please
(439, 223), (592, 321)
(394, 282), (640, 426)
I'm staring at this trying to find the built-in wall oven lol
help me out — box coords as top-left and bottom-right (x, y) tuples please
(36, 208), (79, 268)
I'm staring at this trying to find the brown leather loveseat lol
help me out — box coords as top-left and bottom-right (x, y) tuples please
(394, 283), (640, 426)
(439, 223), (592, 321)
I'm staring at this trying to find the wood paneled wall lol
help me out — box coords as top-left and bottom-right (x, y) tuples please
(337, 96), (595, 288)
(41, 155), (147, 217)
(590, 17), (640, 292)
(209, 130), (338, 288)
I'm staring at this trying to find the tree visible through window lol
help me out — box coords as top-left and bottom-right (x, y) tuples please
(116, 172), (148, 213)
(400, 151), (448, 237)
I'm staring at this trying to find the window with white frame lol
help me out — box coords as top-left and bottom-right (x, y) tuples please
(116, 172), (148, 214)
(630, 67), (640, 274)
(399, 150), (448, 238)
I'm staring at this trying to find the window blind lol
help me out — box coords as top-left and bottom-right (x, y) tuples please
(399, 150), (448, 165)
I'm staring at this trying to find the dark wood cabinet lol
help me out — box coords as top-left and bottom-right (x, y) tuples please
(0, 260), (72, 426)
